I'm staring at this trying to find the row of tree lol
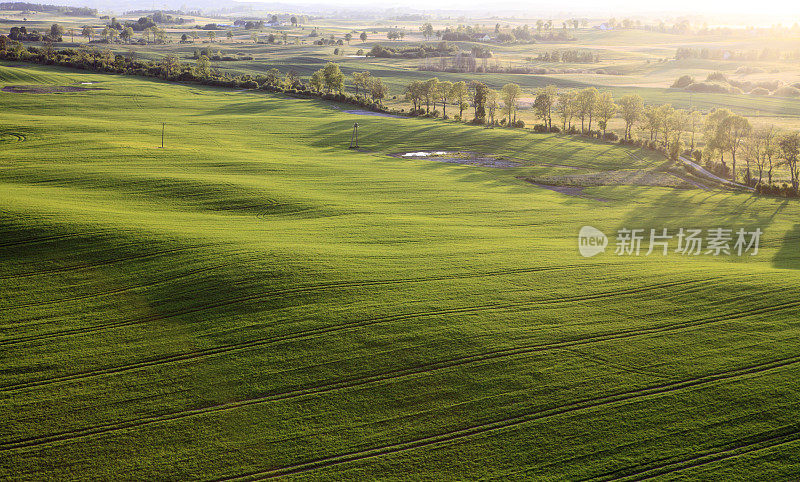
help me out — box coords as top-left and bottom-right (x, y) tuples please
(396, 77), (799, 193)
(402, 78), (524, 126)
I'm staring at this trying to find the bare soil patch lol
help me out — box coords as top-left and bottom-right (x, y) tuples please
(394, 151), (522, 168)
(527, 169), (697, 189)
(2, 85), (103, 94)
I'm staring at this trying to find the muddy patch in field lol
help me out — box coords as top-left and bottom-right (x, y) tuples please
(394, 151), (522, 168)
(2, 85), (104, 94)
(527, 169), (698, 189)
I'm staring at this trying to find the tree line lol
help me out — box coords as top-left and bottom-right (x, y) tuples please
(400, 77), (800, 196)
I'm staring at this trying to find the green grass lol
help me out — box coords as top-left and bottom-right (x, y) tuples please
(1, 63), (800, 479)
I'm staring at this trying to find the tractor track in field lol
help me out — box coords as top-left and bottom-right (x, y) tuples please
(591, 425), (800, 481)
(0, 132), (26, 143)
(0, 245), (206, 280)
(0, 230), (111, 249)
(0, 263), (627, 345)
(209, 353), (800, 480)
(0, 275), (706, 352)
(2, 291), (796, 451)
(0, 277), (713, 391)
(0, 264), (600, 332)
(0, 263), (231, 312)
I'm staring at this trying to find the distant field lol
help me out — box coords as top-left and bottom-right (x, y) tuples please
(1, 63), (799, 479)
(5, 13), (800, 134)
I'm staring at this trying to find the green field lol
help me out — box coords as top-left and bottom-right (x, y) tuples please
(1, 63), (800, 479)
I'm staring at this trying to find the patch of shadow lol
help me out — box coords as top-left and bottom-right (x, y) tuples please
(2, 85), (104, 94)
(341, 109), (405, 119)
(772, 223), (800, 270)
(518, 178), (610, 202)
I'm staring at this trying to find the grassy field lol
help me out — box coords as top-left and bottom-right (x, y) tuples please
(1, 62), (800, 479)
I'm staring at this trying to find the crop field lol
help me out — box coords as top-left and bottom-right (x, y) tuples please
(1, 62), (799, 479)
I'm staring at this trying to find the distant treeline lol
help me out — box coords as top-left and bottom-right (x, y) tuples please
(0, 2), (95, 15)
(8, 25), (60, 42)
(191, 47), (253, 61)
(367, 42), (460, 59)
(437, 23), (574, 44)
(534, 49), (599, 63)
(0, 41), (392, 115)
(125, 9), (201, 17)
(675, 47), (785, 61)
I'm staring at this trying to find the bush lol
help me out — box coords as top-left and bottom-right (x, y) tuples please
(685, 82), (733, 94)
(773, 85), (800, 97)
(532, 123), (548, 132)
(671, 74), (695, 89)
(750, 87), (770, 96)
(511, 119), (525, 128)
(603, 132), (619, 142)
(756, 79), (783, 91)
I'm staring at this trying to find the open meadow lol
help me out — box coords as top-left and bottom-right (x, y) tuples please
(1, 62), (800, 478)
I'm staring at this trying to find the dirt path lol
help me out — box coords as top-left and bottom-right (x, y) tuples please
(679, 156), (754, 191)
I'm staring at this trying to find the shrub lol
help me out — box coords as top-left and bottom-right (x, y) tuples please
(511, 119), (525, 128)
(755, 79), (783, 91)
(685, 82), (732, 94)
(773, 85), (800, 97)
(603, 132), (618, 142)
(671, 74), (695, 89)
(750, 87), (770, 96)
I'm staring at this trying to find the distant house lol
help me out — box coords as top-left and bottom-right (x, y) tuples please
(475, 34), (494, 42)
(594, 23), (614, 30)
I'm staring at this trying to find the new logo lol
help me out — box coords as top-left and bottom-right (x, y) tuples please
(578, 226), (607, 257)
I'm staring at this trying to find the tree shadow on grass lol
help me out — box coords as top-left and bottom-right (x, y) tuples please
(772, 223), (800, 270)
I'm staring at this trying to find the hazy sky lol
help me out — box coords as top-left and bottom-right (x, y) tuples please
(312, 0), (800, 19)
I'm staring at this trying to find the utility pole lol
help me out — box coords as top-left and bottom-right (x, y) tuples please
(349, 122), (359, 149)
